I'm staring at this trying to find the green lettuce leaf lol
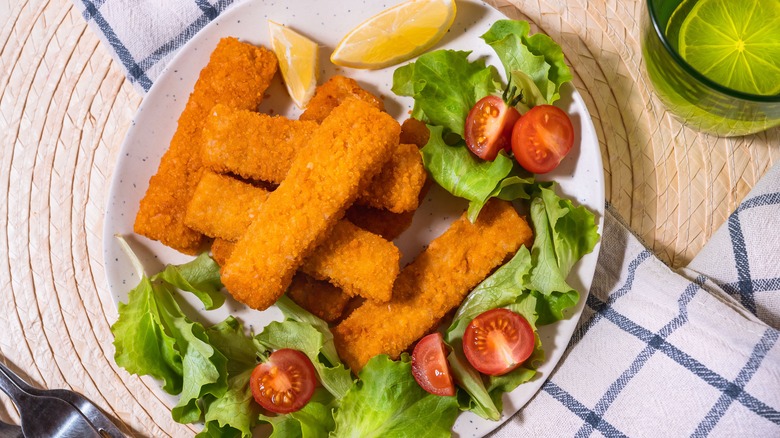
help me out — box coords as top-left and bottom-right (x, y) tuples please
(153, 284), (228, 423)
(112, 238), (264, 436)
(258, 389), (337, 438)
(422, 125), (529, 221)
(482, 20), (572, 104)
(392, 50), (498, 137)
(255, 320), (353, 400)
(112, 275), (184, 394)
(196, 316), (263, 438)
(197, 368), (258, 438)
(528, 186), (599, 323)
(331, 355), (459, 438)
(443, 247), (537, 420)
(155, 253), (224, 310)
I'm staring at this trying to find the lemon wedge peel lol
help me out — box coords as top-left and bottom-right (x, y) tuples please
(330, 0), (457, 70)
(268, 20), (320, 108)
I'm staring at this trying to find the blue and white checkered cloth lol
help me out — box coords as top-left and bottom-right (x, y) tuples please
(77, 1), (780, 436)
(494, 165), (780, 437)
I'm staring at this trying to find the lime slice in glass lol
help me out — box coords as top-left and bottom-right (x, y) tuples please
(678, 0), (780, 95)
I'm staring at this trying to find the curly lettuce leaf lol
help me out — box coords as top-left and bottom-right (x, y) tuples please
(258, 389), (337, 438)
(255, 319), (353, 400)
(274, 295), (341, 367)
(332, 355), (459, 438)
(422, 125), (532, 221)
(112, 238), (265, 436)
(153, 284), (228, 423)
(155, 253), (224, 310)
(529, 186), (599, 323)
(112, 275), (184, 394)
(444, 247), (537, 420)
(194, 317), (262, 438)
(444, 183), (598, 419)
(197, 369), (258, 438)
(482, 20), (572, 104)
(392, 50), (498, 137)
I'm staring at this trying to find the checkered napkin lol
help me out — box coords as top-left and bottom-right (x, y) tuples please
(76, 1), (780, 436)
(493, 166), (780, 437)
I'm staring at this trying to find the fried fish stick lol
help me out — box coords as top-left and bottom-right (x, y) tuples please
(209, 237), (234, 267)
(344, 206), (416, 241)
(134, 37), (277, 254)
(185, 171), (400, 301)
(201, 106), (425, 213)
(286, 273), (352, 323)
(221, 98), (401, 310)
(211, 240), (350, 322)
(299, 75), (384, 123)
(332, 199), (532, 372)
(357, 142), (427, 213)
(302, 220), (399, 301)
(201, 105), (319, 183)
(184, 171), (270, 240)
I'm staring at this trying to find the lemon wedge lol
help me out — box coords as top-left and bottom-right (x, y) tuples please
(268, 20), (319, 108)
(330, 0), (457, 69)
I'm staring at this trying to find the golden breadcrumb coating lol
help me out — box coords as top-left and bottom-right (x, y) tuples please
(299, 75), (384, 123)
(200, 107), (425, 213)
(302, 220), (399, 302)
(184, 171), (270, 241)
(211, 241), (351, 322)
(344, 206), (416, 241)
(210, 238), (235, 267)
(356, 143), (426, 213)
(332, 199), (532, 372)
(286, 273), (352, 323)
(134, 37), (277, 254)
(220, 98), (401, 310)
(201, 105), (319, 183)
(186, 171), (400, 301)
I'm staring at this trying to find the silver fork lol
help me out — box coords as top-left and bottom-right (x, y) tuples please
(0, 362), (124, 437)
(0, 419), (22, 438)
(0, 363), (105, 438)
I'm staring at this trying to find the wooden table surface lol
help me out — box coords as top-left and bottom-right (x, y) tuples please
(0, 0), (777, 435)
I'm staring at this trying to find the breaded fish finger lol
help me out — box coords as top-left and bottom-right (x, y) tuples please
(286, 273), (352, 323)
(211, 241), (350, 322)
(332, 199), (532, 372)
(220, 98), (401, 310)
(302, 220), (399, 302)
(299, 75), (384, 123)
(185, 171), (400, 301)
(184, 171), (270, 241)
(344, 206), (416, 241)
(201, 106), (425, 213)
(201, 105), (319, 183)
(356, 142), (427, 213)
(134, 37), (277, 254)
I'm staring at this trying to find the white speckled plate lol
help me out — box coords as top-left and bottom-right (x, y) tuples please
(103, 0), (604, 436)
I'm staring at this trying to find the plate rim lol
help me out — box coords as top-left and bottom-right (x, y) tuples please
(101, 0), (606, 435)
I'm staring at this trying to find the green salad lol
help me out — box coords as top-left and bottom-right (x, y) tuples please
(111, 19), (599, 437)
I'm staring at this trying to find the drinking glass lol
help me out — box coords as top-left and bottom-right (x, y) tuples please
(641, 0), (780, 137)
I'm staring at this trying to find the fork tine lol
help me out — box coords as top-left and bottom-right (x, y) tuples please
(0, 418), (23, 438)
(0, 361), (124, 437)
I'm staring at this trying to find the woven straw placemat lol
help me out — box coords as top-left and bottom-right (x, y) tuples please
(0, 0), (777, 435)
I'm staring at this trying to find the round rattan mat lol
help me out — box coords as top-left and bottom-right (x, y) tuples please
(0, 0), (777, 435)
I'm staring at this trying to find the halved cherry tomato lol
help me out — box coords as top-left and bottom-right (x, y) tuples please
(511, 104), (574, 174)
(462, 308), (534, 376)
(465, 95), (519, 161)
(411, 333), (455, 396)
(250, 349), (317, 414)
